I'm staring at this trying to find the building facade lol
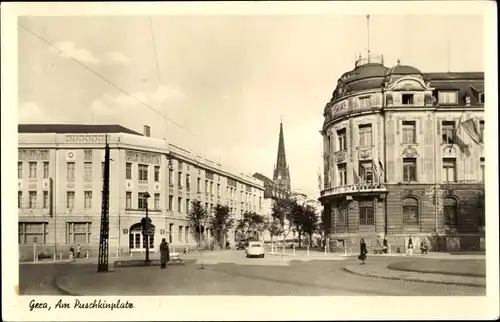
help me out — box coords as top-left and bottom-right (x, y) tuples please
(17, 124), (265, 260)
(319, 55), (485, 252)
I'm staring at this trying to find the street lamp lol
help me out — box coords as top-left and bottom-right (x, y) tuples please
(143, 191), (151, 265)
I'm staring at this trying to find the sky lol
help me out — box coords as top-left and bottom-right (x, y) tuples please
(17, 14), (485, 198)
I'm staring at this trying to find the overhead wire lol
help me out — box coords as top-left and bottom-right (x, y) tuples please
(18, 21), (202, 141)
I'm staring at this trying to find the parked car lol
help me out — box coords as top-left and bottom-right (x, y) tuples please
(236, 240), (248, 250)
(246, 241), (265, 258)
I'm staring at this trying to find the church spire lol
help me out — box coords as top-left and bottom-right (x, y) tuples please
(273, 119), (291, 192)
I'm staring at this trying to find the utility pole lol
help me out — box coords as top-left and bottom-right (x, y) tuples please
(97, 135), (110, 272)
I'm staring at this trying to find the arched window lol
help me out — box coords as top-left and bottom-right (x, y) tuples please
(444, 197), (459, 225)
(402, 197), (419, 225)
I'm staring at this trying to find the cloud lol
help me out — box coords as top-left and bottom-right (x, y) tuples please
(104, 51), (132, 65)
(53, 41), (101, 64)
(18, 102), (56, 124)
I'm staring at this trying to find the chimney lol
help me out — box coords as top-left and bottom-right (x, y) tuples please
(143, 125), (150, 137)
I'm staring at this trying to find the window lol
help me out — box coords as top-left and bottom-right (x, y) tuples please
(402, 121), (416, 144)
(169, 223), (174, 243)
(179, 226), (183, 242)
(358, 124), (372, 147)
(403, 158), (417, 182)
(126, 192), (132, 209)
(43, 191), (49, 208)
(479, 92), (485, 104)
(338, 164), (347, 186)
(337, 129), (346, 151)
(66, 162), (75, 179)
(66, 191), (75, 209)
(168, 195), (173, 211)
(441, 121), (455, 144)
(84, 149), (92, 160)
(18, 191), (22, 208)
(19, 222), (48, 244)
(479, 120), (484, 142)
(402, 94), (414, 105)
(29, 191), (37, 208)
(66, 222), (91, 244)
(178, 197), (182, 212)
(444, 197), (458, 225)
(185, 226), (189, 242)
(84, 191), (92, 209)
(402, 197), (419, 225)
(359, 96), (371, 108)
(210, 182), (214, 194)
(154, 166), (160, 182)
(442, 158), (456, 182)
(29, 162), (37, 179)
(154, 193), (160, 210)
(217, 184), (220, 196)
(18, 162), (23, 179)
(178, 171), (182, 187)
(438, 91), (458, 104)
(168, 169), (173, 185)
(197, 178), (201, 192)
(43, 162), (49, 179)
(359, 161), (373, 183)
(138, 164), (148, 181)
(358, 200), (374, 225)
(186, 199), (190, 213)
(337, 204), (348, 227)
(138, 192), (148, 209)
(259, 197), (262, 208)
(205, 180), (208, 192)
(126, 163), (132, 179)
(186, 174), (191, 190)
(84, 162), (92, 181)
(480, 158), (485, 182)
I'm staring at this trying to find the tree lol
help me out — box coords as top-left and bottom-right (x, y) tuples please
(209, 204), (234, 248)
(290, 200), (306, 247)
(267, 217), (284, 242)
(187, 200), (210, 251)
(271, 197), (294, 244)
(236, 211), (266, 240)
(302, 205), (319, 247)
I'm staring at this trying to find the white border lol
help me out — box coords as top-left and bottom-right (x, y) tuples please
(2, 2), (499, 321)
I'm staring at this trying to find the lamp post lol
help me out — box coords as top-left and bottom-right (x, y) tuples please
(143, 192), (151, 265)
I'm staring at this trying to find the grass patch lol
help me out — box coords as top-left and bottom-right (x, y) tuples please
(387, 259), (486, 277)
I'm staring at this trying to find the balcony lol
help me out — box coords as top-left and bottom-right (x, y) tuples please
(320, 183), (387, 198)
(334, 150), (347, 164)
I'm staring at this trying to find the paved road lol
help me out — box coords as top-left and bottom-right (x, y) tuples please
(19, 250), (485, 296)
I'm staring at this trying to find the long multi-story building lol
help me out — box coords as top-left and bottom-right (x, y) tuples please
(17, 124), (265, 259)
(319, 54), (485, 252)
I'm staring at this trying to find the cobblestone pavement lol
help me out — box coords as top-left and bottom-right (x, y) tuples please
(50, 251), (485, 296)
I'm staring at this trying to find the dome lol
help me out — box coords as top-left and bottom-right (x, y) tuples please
(339, 63), (389, 84)
(386, 64), (422, 76)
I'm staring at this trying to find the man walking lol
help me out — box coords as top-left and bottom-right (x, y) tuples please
(160, 238), (170, 269)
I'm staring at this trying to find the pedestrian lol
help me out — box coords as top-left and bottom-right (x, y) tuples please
(358, 238), (367, 264)
(225, 241), (230, 250)
(160, 238), (169, 269)
(407, 236), (413, 256)
(76, 244), (81, 259)
(383, 236), (388, 254)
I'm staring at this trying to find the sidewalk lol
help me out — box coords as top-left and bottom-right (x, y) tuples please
(343, 261), (486, 288)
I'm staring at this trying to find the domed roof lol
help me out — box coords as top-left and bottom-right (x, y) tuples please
(386, 64), (422, 76)
(340, 63), (389, 84)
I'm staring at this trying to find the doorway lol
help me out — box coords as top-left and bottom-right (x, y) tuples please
(129, 223), (155, 252)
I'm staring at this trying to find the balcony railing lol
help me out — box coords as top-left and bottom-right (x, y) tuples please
(28, 179), (38, 189)
(321, 183), (387, 198)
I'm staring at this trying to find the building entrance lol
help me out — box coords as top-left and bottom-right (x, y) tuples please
(129, 223), (155, 252)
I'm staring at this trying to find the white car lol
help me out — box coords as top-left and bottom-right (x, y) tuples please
(246, 241), (265, 258)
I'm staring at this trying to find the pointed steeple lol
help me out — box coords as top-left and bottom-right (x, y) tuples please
(273, 120), (291, 192)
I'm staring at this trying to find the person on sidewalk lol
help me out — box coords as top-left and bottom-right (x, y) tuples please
(358, 238), (367, 264)
(407, 236), (414, 256)
(76, 245), (81, 259)
(383, 236), (389, 254)
(160, 238), (169, 269)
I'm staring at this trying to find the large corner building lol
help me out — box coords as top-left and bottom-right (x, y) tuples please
(17, 124), (265, 259)
(319, 54), (485, 252)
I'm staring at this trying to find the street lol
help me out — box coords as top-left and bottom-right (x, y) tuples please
(19, 250), (485, 296)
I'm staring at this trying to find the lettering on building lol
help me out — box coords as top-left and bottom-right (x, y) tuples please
(125, 150), (161, 165)
(18, 149), (50, 161)
(65, 134), (107, 143)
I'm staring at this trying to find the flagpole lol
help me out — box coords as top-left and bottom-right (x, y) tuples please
(449, 108), (466, 153)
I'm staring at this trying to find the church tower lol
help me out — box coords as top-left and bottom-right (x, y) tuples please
(273, 120), (291, 192)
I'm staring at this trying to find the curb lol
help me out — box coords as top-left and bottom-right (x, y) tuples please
(113, 259), (185, 268)
(342, 266), (486, 288)
(20, 259), (76, 265)
(55, 274), (82, 296)
(386, 265), (486, 278)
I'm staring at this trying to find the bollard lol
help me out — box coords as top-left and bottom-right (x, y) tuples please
(59, 252), (62, 260)
(307, 246), (310, 257)
(86, 250), (89, 259)
(388, 245), (392, 254)
(53, 253), (56, 262)
(324, 244), (327, 256)
(293, 245), (296, 256)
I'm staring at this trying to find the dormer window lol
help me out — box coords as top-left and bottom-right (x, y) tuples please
(402, 94), (414, 105)
(479, 92), (485, 104)
(438, 91), (458, 104)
